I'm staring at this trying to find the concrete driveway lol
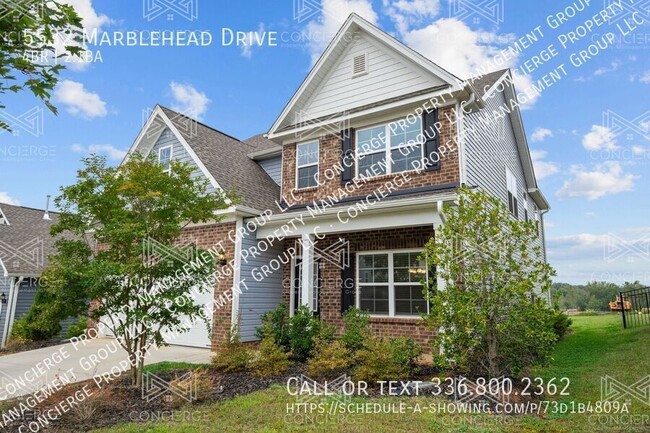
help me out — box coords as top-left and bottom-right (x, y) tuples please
(0, 338), (213, 400)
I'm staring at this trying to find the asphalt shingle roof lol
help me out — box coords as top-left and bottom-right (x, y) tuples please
(0, 204), (60, 276)
(469, 69), (509, 98)
(159, 107), (281, 212)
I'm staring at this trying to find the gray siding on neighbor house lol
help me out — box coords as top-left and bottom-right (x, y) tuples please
(150, 128), (216, 195)
(0, 277), (11, 346)
(237, 223), (285, 342)
(464, 88), (545, 252)
(258, 156), (282, 186)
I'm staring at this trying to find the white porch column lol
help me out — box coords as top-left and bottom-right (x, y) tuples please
(300, 233), (315, 311)
(434, 221), (446, 291)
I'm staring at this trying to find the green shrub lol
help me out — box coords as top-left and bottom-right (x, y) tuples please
(340, 308), (371, 353)
(287, 306), (322, 361)
(256, 303), (290, 350)
(353, 336), (422, 382)
(549, 310), (572, 339)
(66, 316), (87, 339)
(252, 336), (291, 377)
(307, 338), (351, 378)
(212, 325), (251, 372)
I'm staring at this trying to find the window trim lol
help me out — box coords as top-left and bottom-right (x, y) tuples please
(355, 249), (429, 319)
(158, 145), (173, 174)
(295, 140), (319, 190)
(506, 168), (518, 218)
(354, 118), (424, 180)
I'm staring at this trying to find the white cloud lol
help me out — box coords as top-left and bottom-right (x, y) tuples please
(0, 192), (20, 206)
(531, 127), (553, 142)
(582, 125), (618, 151)
(556, 162), (637, 200)
(169, 82), (210, 120)
(640, 71), (650, 84)
(632, 145), (649, 155)
(399, 18), (539, 107)
(383, 0), (440, 34)
(59, 0), (111, 71)
(238, 23), (267, 59)
(71, 143), (126, 161)
(54, 80), (107, 118)
(530, 150), (559, 180)
(593, 60), (620, 76)
(305, 0), (379, 63)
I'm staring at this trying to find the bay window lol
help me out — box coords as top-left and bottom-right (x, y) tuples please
(296, 141), (319, 189)
(357, 250), (428, 317)
(356, 117), (424, 178)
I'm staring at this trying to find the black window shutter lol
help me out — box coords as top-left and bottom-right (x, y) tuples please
(423, 109), (440, 171)
(341, 128), (355, 182)
(341, 252), (356, 314)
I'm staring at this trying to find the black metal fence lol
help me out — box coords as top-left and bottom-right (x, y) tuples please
(620, 287), (650, 329)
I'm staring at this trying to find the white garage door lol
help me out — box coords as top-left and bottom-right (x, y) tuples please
(100, 286), (214, 349)
(164, 286), (214, 348)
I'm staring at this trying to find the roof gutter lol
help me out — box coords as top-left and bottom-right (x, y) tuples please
(248, 146), (282, 160)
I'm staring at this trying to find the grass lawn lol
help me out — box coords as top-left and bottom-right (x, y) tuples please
(94, 314), (649, 433)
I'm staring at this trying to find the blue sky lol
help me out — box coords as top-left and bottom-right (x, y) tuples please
(0, 0), (648, 284)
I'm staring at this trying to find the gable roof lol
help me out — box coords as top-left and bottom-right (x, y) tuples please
(0, 203), (61, 276)
(127, 107), (280, 212)
(268, 13), (468, 139)
(470, 69), (509, 98)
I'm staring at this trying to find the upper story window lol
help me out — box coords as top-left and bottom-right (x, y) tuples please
(296, 141), (319, 189)
(506, 168), (518, 218)
(158, 145), (172, 174)
(356, 117), (423, 178)
(357, 250), (428, 317)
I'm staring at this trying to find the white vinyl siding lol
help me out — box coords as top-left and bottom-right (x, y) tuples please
(299, 33), (446, 122)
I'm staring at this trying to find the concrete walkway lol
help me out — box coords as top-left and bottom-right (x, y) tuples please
(0, 338), (213, 399)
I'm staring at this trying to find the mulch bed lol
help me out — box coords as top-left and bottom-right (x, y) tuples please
(0, 339), (65, 357)
(1, 364), (306, 433)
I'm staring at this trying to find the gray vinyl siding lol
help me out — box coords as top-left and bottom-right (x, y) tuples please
(258, 156), (282, 186)
(463, 89), (545, 253)
(150, 128), (216, 195)
(237, 223), (285, 342)
(0, 277), (11, 346)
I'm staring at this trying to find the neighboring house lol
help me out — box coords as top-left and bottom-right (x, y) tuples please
(0, 202), (73, 348)
(118, 14), (549, 350)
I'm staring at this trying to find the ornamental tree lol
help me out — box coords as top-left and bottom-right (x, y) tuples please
(0, 1), (84, 130)
(423, 186), (557, 377)
(48, 154), (234, 386)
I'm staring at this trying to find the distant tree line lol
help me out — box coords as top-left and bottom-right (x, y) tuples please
(552, 281), (646, 311)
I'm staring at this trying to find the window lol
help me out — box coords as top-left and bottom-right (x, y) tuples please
(506, 168), (518, 217)
(296, 141), (319, 189)
(158, 146), (172, 173)
(357, 250), (428, 317)
(356, 117), (423, 178)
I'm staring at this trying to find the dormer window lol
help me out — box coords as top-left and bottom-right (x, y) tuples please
(352, 53), (368, 77)
(158, 145), (172, 174)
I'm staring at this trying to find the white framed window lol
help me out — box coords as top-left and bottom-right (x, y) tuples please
(296, 141), (319, 189)
(356, 117), (424, 179)
(506, 168), (518, 217)
(356, 250), (429, 317)
(158, 145), (172, 174)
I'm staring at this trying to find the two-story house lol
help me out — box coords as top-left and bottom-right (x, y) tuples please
(117, 14), (548, 350)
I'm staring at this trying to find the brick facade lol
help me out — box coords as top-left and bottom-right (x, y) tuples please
(177, 222), (237, 350)
(282, 226), (436, 349)
(281, 105), (459, 206)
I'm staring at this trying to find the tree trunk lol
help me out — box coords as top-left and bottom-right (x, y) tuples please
(487, 325), (498, 378)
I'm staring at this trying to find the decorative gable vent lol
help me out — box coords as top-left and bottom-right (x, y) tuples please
(352, 53), (367, 77)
